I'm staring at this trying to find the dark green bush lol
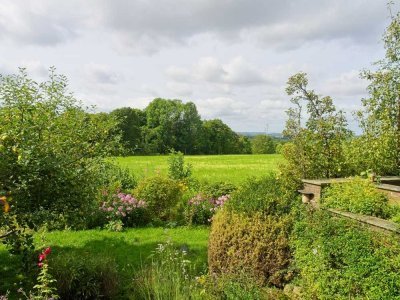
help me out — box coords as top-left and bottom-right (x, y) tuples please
(292, 210), (400, 299)
(208, 210), (293, 287)
(50, 253), (119, 299)
(322, 177), (391, 218)
(134, 175), (182, 221)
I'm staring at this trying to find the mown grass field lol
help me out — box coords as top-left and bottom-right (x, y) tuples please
(0, 227), (209, 297)
(115, 154), (283, 185)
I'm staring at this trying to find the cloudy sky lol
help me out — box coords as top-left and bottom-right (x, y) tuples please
(0, 0), (397, 132)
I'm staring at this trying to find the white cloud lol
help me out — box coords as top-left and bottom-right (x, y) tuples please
(197, 97), (248, 119)
(166, 82), (192, 97)
(84, 63), (122, 85)
(321, 70), (368, 97)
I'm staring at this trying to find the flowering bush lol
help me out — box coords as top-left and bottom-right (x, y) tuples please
(185, 193), (230, 225)
(100, 192), (148, 227)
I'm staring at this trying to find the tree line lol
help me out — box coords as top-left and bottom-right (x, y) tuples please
(99, 98), (279, 155)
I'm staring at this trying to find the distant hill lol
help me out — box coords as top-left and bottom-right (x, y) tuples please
(238, 132), (284, 138)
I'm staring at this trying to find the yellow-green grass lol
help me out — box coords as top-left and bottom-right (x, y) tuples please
(0, 227), (209, 297)
(115, 154), (283, 185)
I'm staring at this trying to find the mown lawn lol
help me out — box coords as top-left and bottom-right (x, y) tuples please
(115, 154), (283, 185)
(0, 227), (209, 298)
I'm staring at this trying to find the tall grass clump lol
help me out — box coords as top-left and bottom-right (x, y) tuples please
(132, 240), (197, 300)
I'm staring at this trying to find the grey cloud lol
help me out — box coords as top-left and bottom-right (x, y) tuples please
(0, 1), (86, 46)
(95, 0), (388, 53)
(0, 0), (390, 52)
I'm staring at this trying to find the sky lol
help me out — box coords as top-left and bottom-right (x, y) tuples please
(0, 0), (397, 133)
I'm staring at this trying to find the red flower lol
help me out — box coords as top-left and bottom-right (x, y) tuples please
(44, 247), (51, 255)
(38, 262), (43, 268)
(38, 254), (46, 262)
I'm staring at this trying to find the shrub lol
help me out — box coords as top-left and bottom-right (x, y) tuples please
(225, 175), (295, 216)
(167, 150), (192, 181)
(100, 192), (148, 228)
(98, 162), (137, 193)
(292, 210), (400, 299)
(208, 210), (293, 287)
(322, 177), (391, 218)
(184, 194), (230, 225)
(50, 253), (119, 300)
(134, 176), (182, 221)
(199, 181), (237, 199)
(0, 69), (120, 230)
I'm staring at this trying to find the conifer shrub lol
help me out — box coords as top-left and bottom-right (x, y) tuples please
(208, 175), (297, 287)
(208, 210), (293, 287)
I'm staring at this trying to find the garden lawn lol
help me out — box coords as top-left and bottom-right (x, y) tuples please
(0, 226), (209, 298)
(115, 154), (283, 185)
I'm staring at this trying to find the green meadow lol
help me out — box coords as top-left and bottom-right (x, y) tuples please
(115, 154), (284, 185)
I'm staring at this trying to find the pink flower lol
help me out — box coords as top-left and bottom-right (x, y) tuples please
(38, 262), (43, 268)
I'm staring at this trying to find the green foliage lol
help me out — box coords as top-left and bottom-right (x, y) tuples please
(104, 220), (124, 232)
(109, 107), (146, 155)
(0, 68), (119, 229)
(50, 253), (119, 300)
(208, 210), (293, 287)
(195, 272), (289, 300)
(251, 135), (275, 154)
(200, 119), (244, 154)
(322, 177), (391, 218)
(144, 98), (203, 154)
(199, 181), (237, 199)
(167, 150), (192, 181)
(32, 255), (59, 300)
(99, 162), (137, 192)
(282, 72), (350, 181)
(225, 175), (296, 216)
(134, 176), (182, 221)
(292, 210), (400, 299)
(237, 135), (252, 154)
(351, 8), (400, 176)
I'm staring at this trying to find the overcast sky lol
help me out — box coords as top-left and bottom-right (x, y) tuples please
(0, 1), (397, 132)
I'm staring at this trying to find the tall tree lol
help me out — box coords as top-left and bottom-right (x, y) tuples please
(144, 98), (202, 154)
(201, 119), (241, 154)
(110, 107), (146, 154)
(355, 6), (400, 175)
(282, 73), (350, 180)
